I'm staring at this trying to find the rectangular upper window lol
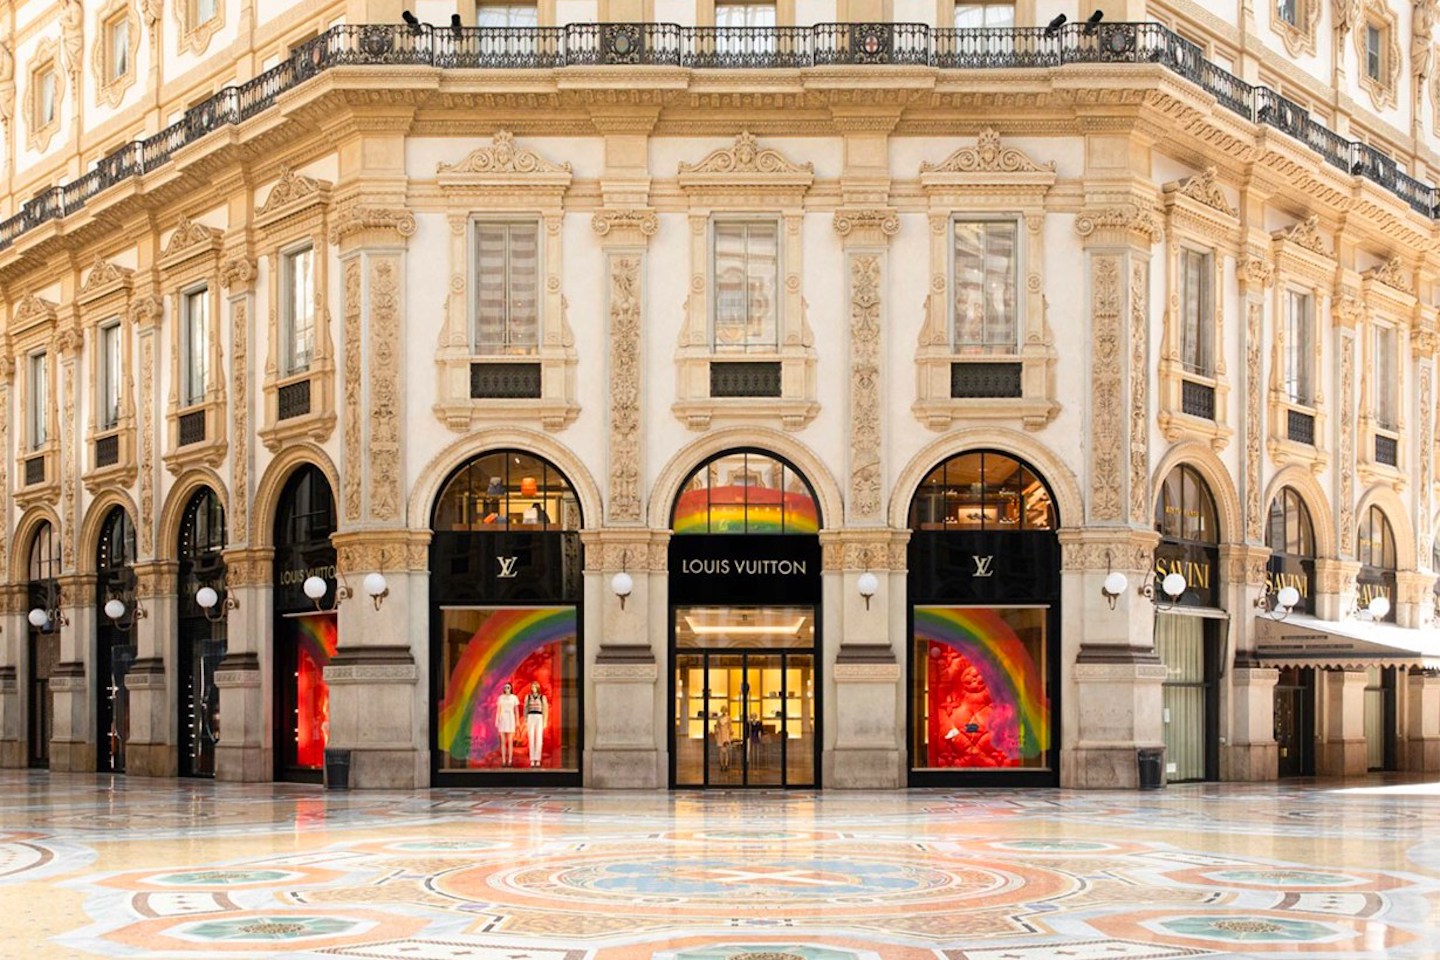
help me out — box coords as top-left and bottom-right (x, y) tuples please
(953, 2), (1016, 28)
(716, 1), (777, 27)
(952, 218), (1018, 355)
(98, 321), (122, 430)
(193, 0), (219, 29)
(35, 65), (57, 130)
(1366, 24), (1382, 81)
(28, 352), (47, 450)
(1276, 0), (1298, 26)
(473, 222), (539, 355)
(182, 287), (209, 407)
(1283, 290), (1313, 405)
(283, 245), (315, 375)
(712, 220), (780, 352)
(1179, 248), (1214, 377)
(1374, 324), (1397, 431)
(475, 1), (538, 27)
(106, 15), (130, 82)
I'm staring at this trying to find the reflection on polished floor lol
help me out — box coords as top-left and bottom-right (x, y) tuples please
(4, 771), (1440, 959)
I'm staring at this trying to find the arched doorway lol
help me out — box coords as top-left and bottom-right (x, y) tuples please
(271, 464), (338, 783)
(1154, 463), (1223, 783)
(177, 489), (226, 778)
(906, 450), (1059, 786)
(25, 522), (60, 768)
(668, 449), (821, 788)
(95, 507), (137, 774)
(429, 449), (583, 785)
(1267, 487), (1317, 778)
(1357, 504), (1398, 771)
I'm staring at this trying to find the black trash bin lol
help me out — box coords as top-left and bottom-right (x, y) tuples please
(324, 748), (351, 790)
(1137, 747), (1165, 790)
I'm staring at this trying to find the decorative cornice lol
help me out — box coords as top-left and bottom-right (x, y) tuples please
(327, 205), (417, 247)
(591, 208), (658, 241)
(678, 130), (812, 176)
(1271, 214), (1331, 257)
(437, 130), (571, 175)
(1073, 204), (1163, 245)
(920, 127), (1055, 175)
(1164, 166), (1236, 217)
(832, 208), (900, 241)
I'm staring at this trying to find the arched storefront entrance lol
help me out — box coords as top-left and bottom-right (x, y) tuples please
(272, 465), (338, 783)
(1357, 504), (1398, 771)
(1154, 464), (1224, 783)
(1267, 487), (1317, 778)
(668, 450), (821, 788)
(26, 522), (60, 769)
(429, 449), (582, 786)
(905, 450), (1059, 787)
(95, 507), (137, 774)
(177, 489), (226, 778)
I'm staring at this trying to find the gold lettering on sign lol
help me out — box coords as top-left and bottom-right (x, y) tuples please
(1357, 582), (1393, 603)
(1266, 571), (1310, 598)
(1155, 558), (1211, 590)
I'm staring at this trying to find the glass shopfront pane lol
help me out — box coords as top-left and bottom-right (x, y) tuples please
(1156, 613), (1208, 782)
(675, 606), (814, 649)
(437, 607), (578, 773)
(281, 613), (337, 771)
(911, 606), (1050, 770)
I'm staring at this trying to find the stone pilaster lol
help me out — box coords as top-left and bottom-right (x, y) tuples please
(1318, 668), (1370, 777)
(1316, 557), (1361, 621)
(122, 560), (177, 777)
(1224, 665), (1280, 781)
(1396, 570), (1436, 629)
(1404, 670), (1440, 772)
(213, 547), (269, 781)
(48, 572), (94, 772)
(0, 584), (22, 766)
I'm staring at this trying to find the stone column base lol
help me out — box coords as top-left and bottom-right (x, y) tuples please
(1061, 744), (1162, 789)
(124, 659), (175, 778)
(1319, 738), (1368, 777)
(0, 740), (24, 768)
(325, 647), (423, 790)
(1404, 738), (1440, 772)
(588, 651), (661, 789)
(346, 747), (425, 789)
(215, 654), (268, 782)
(49, 739), (95, 773)
(1222, 741), (1279, 781)
(125, 743), (177, 778)
(827, 654), (903, 789)
(49, 663), (92, 772)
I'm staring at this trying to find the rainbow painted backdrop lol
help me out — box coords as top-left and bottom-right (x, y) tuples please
(293, 613), (338, 769)
(437, 607), (575, 768)
(673, 485), (819, 535)
(915, 606), (1050, 765)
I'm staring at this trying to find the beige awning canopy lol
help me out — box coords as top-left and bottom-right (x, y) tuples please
(1252, 613), (1440, 670)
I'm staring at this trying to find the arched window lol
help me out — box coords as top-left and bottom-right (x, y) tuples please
(909, 450), (1055, 531)
(1358, 505), (1396, 570)
(433, 450), (580, 531)
(1266, 487), (1316, 615)
(672, 450), (819, 534)
(97, 507), (136, 573)
(1155, 464), (1219, 544)
(178, 488), (226, 780)
(180, 489), (226, 561)
(27, 521), (60, 583)
(275, 464), (335, 546)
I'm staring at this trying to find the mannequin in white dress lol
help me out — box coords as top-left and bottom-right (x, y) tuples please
(494, 682), (520, 766)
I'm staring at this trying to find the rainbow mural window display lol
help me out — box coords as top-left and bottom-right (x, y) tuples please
(437, 606), (578, 772)
(672, 451), (819, 535)
(288, 612), (337, 770)
(912, 606), (1051, 770)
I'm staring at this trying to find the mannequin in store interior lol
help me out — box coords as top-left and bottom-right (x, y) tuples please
(715, 711), (734, 770)
(495, 682), (520, 766)
(525, 680), (549, 767)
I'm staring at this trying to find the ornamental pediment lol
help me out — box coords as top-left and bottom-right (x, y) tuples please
(159, 215), (224, 269)
(1363, 257), (1415, 296)
(256, 166), (332, 229)
(9, 293), (58, 333)
(1163, 166), (1236, 218)
(677, 132), (814, 196)
(437, 131), (573, 196)
(1271, 214), (1332, 258)
(78, 257), (134, 304)
(919, 128), (1056, 195)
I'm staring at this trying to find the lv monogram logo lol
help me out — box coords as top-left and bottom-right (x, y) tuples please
(972, 555), (995, 578)
(496, 556), (520, 579)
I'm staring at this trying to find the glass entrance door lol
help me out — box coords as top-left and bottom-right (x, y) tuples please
(674, 650), (815, 787)
(1274, 667), (1313, 778)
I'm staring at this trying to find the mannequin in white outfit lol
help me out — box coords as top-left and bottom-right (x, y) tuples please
(494, 682), (519, 766)
(524, 681), (548, 767)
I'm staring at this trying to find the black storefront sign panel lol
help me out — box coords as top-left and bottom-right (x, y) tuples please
(273, 544), (339, 614)
(1153, 540), (1220, 609)
(431, 530), (581, 604)
(908, 531), (1060, 605)
(669, 534), (822, 606)
(1266, 554), (1315, 615)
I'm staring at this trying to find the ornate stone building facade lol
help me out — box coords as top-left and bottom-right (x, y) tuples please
(1, 0), (1439, 788)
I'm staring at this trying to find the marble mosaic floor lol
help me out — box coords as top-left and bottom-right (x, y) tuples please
(3, 772), (1440, 959)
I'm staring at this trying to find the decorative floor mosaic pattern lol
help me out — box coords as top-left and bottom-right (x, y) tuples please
(3, 772), (1440, 958)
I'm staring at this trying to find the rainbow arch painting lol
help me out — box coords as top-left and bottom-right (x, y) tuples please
(437, 607), (575, 765)
(914, 606), (1050, 761)
(673, 485), (819, 535)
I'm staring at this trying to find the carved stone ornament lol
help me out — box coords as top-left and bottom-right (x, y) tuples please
(161, 215), (222, 261)
(1089, 255), (1124, 521)
(608, 255), (643, 523)
(220, 256), (256, 291)
(437, 130), (572, 175)
(832, 209), (900, 241)
(368, 256), (402, 522)
(679, 131), (813, 176)
(1128, 261), (1149, 525)
(1339, 335), (1356, 555)
(1245, 303), (1264, 541)
(11, 293), (58, 330)
(1074, 205), (1163, 245)
(1168, 166), (1236, 217)
(1272, 214), (1331, 257)
(231, 299), (249, 542)
(920, 128), (1056, 174)
(1242, 255), (1275, 290)
(591, 209), (658, 240)
(342, 258), (363, 523)
(328, 205), (417, 247)
(79, 257), (133, 299)
(850, 254), (883, 520)
(1363, 257), (1414, 294)
(257, 166), (327, 218)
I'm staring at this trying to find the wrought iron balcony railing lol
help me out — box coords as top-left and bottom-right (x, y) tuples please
(3, 20), (1437, 256)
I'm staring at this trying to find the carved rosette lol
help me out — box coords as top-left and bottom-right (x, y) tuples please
(1089, 255), (1124, 521)
(850, 254), (882, 521)
(368, 257), (402, 522)
(342, 259), (362, 522)
(608, 255), (642, 523)
(1245, 303), (1264, 542)
(1127, 261), (1149, 525)
(1339, 334), (1356, 555)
